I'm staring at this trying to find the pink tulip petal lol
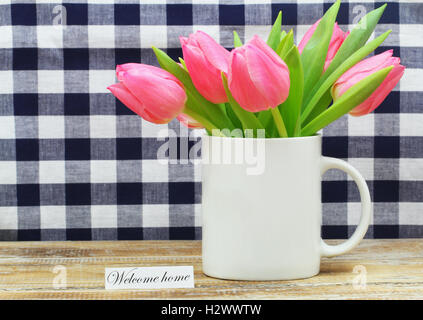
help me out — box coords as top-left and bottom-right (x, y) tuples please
(249, 35), (288, 69)
(336, 50), (394, 86)
(179, 36), (189, 46)
(107, 83), (142, 114)
(324, 26), (349, 71)
(349, 64), (405, 116)
(120, 69), (186, 121)
(226, 35), (291, 112)
(116, 63), (152, 81)
(245, 44), (289, 108)
(116, 63), (141, 73)
(326, 23), (344, 59)
(182, 43), (228, 103)
(181, 31), (230, 103)
(228, 50), (269, 112)
(334, 50), (395, 97)
(194, 31), (230, 73)
(298, 19), (321, 53)
(110, 64), (187, 124)
(330, 49), (405, 117)
(348, 104), (371, 117)
(367, 64), (404, 113)
(117, 63), (181, 83)
(107, 83), (166, 124)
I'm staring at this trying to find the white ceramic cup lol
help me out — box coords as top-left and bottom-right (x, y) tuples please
(201, 134), (371, 280)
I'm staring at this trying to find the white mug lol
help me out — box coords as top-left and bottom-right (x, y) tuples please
(201, 134), (371, 280)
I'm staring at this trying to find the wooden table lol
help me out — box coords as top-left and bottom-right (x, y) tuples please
(0, 239), (422, 299)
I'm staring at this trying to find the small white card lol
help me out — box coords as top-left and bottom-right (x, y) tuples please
(105, 266), (194, 290)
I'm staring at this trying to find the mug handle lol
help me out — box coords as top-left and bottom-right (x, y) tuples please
(320, 156), (372, 257)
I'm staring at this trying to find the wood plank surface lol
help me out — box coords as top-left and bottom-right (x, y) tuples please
(0, 239), (422, 299)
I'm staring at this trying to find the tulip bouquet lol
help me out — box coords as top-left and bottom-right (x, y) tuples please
(108, 0), (404, 138)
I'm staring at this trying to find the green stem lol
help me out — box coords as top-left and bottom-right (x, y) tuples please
(270, 108), (288, 138)
(183, 108), (227, 137)
(221, 73), (265, 137)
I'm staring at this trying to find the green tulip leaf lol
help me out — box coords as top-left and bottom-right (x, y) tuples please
(323, 4), (387, 82)
(267, 11), (282, 51)
(152, 46), (234, 130)
(279, 46), (304, 137)
(184, 87), (207, 116)
(184, 107), (220, 134)
(225, 102), (243, 130)
(178, 57), (187, 70)
(302, 90), (333, 127)
(221, 73), (265, 137)
(300, 30), (391, 125)
(302, 66), (393, 136)
(303, 4), (387, 111)
(300, 0), (340, 103)
(277, 29), (294, 59)
(233, 31), (243, 48)
(257, 110), (275, 134)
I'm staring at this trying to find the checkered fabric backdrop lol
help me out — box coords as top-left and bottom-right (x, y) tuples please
(0, 0), (421, 241)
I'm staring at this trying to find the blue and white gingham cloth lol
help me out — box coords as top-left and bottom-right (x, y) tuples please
(0, 0), (422, 240)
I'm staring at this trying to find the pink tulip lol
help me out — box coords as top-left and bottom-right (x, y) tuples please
(177, 113), (204, 129)
(227, 35), (290, 112)
(180, 31), (230, 104)
(331, 50), (405, 116)
(298, 20), (349, 71)
(108, 63), (187, 124)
